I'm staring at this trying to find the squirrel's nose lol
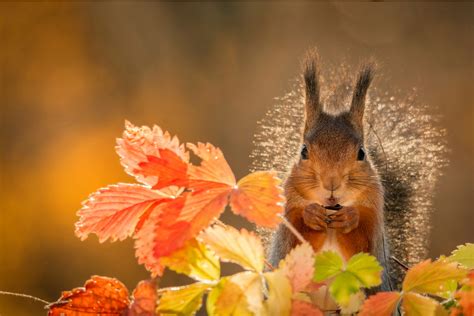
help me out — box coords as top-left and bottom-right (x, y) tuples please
(323, 177), (341, 192)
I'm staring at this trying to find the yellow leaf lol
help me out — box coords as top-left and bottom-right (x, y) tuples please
(158, 283), (209, 316)
(448, 243), (474, 269)
(213, 272), (263, 316)
(160, 239), (220, 282)
(200, 225), (264, 272)
(402, 292), (438, 316)
(264, 269), (292, 316)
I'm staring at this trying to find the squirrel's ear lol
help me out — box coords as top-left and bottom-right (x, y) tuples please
(350, 63), (375, 131)
(303, 49), (321, 134)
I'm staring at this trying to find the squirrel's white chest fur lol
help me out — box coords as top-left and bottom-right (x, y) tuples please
(319, 229), (344, 257)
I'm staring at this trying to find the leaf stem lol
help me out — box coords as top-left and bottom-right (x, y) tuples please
(278, 214), (306, 244)
(0, 290), (50, 305)
(390, 256), (409, 271)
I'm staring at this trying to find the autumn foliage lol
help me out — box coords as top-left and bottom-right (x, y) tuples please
(41, 122), (473, 315)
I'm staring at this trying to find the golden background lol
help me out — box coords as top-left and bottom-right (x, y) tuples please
(1, 3), (473, 315)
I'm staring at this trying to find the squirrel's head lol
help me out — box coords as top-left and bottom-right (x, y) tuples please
(288, 50), (381, 208)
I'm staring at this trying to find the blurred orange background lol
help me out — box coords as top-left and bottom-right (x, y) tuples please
(1, 2), (472, 315)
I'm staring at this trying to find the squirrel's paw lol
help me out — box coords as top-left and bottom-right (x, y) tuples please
(303, 203), (328, 231)
(327, 207), (359, 234)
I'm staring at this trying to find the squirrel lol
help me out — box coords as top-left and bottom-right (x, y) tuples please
(252, 48), (448, 297)
(269, 50), (391, 292)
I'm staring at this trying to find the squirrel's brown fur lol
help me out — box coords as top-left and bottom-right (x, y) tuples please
(270, 50), (391, 290)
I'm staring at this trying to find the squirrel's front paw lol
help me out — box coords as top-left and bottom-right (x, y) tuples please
(327, 206), (359, 233)
(303, 203), (327, 231)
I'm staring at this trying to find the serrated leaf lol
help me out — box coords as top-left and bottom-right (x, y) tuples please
(116, 121), (188, 196)
(75, 184), (170, 242)
(128, 279), (157, 316)
(157, 283), (209, 316)
(279, 242), (315, 293)
(200, 225), (264, 272)
(214, 272), (263, 316)
(264, 269), (292, 316)
(340, 291), (366, 314)
(329, 271), (360, 306)
(359, 291), (401, 316)
(290, 299), (323, 316)
(134, 196), (187, 277)
(230, 171), (284, 228)
(206, 278), (227, 316)
(47, 276), (130, 316)
(160, 239), (220, 282)
(448, 243), (474, 269)
(313, 251), (344, 282)
(346, 252), (383, 288)
(402, 292), (438, 316)
(402, 259), (467, 295)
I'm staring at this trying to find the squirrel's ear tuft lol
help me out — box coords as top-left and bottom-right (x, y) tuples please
(302, 48), (321, 134)
(350, 62), (375, 131)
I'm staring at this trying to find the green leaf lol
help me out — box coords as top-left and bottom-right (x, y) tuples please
(448, 243), (474, 269)
(264, 269), (292, 316)
(346, 252), (383, 287)
(160, 239), (220, 282)
(402, 292), (439, 316)
(329, 271), (360, 306)
(157, 283), (210, 316)
(313, 251), (344, 282)
(214, 272), (263, 316)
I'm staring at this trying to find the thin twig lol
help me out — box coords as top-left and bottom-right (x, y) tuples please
(264, 259), (274, 271)
(278, 214), (306, 244)
(390, 256), (409, 271)
(0, 290), (50, 305)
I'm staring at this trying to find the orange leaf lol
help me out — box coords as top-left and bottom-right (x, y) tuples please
(279, 242), (315, 293)
(402, 292), (438, 316)
(47, 276), (130, 316)
(134, 196), (187, 276)
(128, 279), (157, 316)
(187, 142), (236, 188)
(402, 259), (467, 294)
(75, 184), (171, 242)
(230, 171), (284, 228)
(291, 300), (323, 316)
(359, 291), (401, 316)
(116, 121), (188, 195)
(451, 271), (474, 316)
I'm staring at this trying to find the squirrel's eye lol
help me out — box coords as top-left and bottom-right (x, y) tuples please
(357, 147), (366, 161)
(301, 144), (309, 160)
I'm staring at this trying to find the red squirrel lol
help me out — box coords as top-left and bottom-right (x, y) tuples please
(270, 50), (388, 290)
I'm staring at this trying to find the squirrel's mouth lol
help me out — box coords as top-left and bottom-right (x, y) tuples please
(325, 204), (342, 211)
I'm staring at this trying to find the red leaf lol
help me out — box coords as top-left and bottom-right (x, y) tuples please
(291, 300), (323, 316)
(47, 276), (130, 316)
(358, 291), (401, 316)
(127, 280), (157, 316)
(138, 149), (189, 190)
(80, 123), (285, 275)
(75, 184), (170, 242)
(116, 121), (188, 191)
(134, 196), (187, 276)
